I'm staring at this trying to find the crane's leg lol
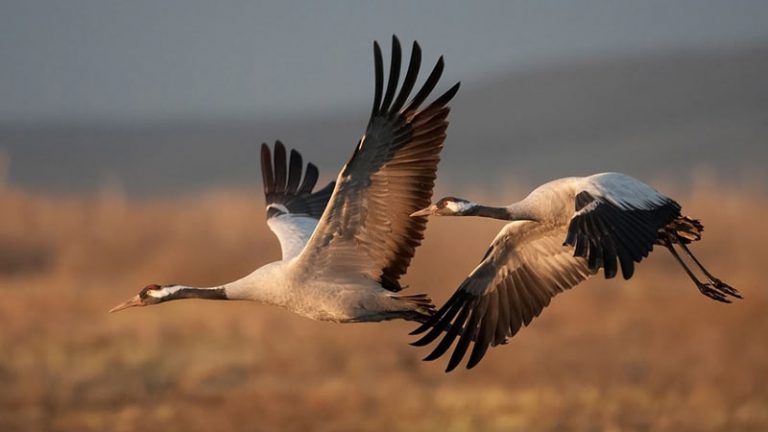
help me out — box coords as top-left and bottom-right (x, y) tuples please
(664, 237), (733, 303)
(677, 241), (742, 299)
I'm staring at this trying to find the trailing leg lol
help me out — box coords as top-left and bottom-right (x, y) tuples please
(664, 237), (734, 303)
(677, 241), (742, 299)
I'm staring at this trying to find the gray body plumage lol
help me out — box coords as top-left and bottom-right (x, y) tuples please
(219, 260), (413, 323)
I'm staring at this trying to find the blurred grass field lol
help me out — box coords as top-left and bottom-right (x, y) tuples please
(0, 177), (766, 431)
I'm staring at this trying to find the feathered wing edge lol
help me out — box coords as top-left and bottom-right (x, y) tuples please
(295, 36), (459, 294)
(261, 141), (335, 220)
(260, 141), (335, 259)
(411, 222), (592, 372)
(564, 191), (680, 280)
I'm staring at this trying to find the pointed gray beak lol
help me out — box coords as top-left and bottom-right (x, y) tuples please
(410, 204), (438, 217)
(109, 294), (145, 313)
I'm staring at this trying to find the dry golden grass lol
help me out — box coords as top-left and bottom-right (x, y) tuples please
(0, 178), (766, 431)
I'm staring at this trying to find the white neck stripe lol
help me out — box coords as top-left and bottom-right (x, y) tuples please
(147, 285), (183, 298)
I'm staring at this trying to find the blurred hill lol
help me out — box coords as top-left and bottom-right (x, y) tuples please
(2, 46), (767, 197)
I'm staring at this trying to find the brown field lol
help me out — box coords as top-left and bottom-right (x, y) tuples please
(0, 177), (766, 432)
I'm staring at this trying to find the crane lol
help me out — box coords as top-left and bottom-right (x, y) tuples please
(410, 172), (741, 371)
(110, 36), (460, 327)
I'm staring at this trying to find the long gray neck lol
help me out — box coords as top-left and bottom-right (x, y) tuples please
(468, 201), (538, 221)
(466, 204), (513, 219)
(152, 279), (261, 304)
(503, 200), (539, 221)
(151, 285), (229, 303)
(153, 265), (281, 305)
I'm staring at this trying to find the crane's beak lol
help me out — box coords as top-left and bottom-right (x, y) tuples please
(410, 204), (438, 217)
(109, 294), (144, 313)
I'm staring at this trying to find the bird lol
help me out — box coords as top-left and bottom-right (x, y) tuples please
(109, 36), (461, 328)
(409, 172), (741, 371)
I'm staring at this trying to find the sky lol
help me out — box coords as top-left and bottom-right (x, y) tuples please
(2, 0), (768, 125)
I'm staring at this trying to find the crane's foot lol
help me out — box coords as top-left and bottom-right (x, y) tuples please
(696, 278), (742, 303)
(709, 278), (742, 299)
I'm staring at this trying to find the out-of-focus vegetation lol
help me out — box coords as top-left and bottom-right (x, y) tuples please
(0, 178), (766, 432)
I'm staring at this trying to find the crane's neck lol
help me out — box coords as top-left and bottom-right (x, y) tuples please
(466, 201), (538, 221)
(154, 262), (287, 308)
(150, 271), (273, 305)
(148, 285), (229, 301)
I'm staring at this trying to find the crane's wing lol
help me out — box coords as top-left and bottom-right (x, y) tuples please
(294, 36), (460, 291)
(411, 221), (593, 371)
(261, 141), (335, 260)
(564, 173), (681, 280)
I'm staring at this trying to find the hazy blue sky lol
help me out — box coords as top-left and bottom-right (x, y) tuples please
(2, 1), (768, 124)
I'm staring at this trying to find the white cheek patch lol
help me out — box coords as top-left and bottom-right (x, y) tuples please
(445, 201), (472, 213)
(147, 285), (182, 298)
(445, 201), (461, 213)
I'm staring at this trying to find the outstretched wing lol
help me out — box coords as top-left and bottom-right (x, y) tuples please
(261, 141), (335, 260)
(294, 36), (460, 291)
(411, 221), (593, 372)
(564, 173), (681, 279)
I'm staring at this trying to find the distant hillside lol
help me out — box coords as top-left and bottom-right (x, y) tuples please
(2, 46), (767, 196)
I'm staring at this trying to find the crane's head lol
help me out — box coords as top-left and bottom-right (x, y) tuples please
(108, 284), (171, 313)
(411, 197), (475, 217)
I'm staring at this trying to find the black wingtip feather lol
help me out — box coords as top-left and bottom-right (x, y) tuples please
(371, 41), (384, 117)
(287, 149), (303, 193)
(446, 297), (487, 372)
(423, 302), (473, 362)
(426, 81), (461, 111)
(409, 293), (456, 335)
(410, 294), (465, 345)
(379, 36), (402, 114)
(260, 143), (274, 196)
(405, 56), (444, 113)
(299, 163), (319, 194)
(390, 41), (421, 114)
(273, 141), (287, 194)
(262, 142), (333, 220)
(467, 291), (499, 369)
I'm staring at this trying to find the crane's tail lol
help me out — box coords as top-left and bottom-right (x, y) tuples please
(656, 215), (704, 245)
(394, 293), (436, 320)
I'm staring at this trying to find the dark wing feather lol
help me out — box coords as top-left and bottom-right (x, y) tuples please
(411, 222), (592, 372)
(564, 191), (680, 280)
(261, 141), (335, 220)
(261, 141), (335, 259)
(296, 36), (460, 291)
